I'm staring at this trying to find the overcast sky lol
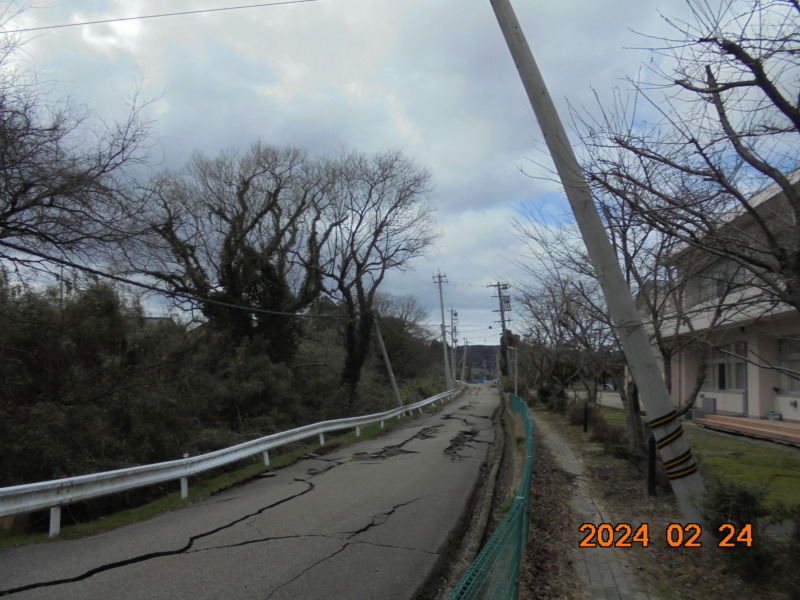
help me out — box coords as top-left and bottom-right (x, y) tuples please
(7, 0), (690, 344)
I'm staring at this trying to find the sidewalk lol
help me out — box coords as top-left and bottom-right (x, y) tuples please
(533, 419), (659, 600)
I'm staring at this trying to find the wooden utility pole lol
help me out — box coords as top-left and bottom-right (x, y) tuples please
(489, 0), (706, 523)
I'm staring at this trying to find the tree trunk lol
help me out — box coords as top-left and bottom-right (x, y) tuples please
(618, 370), (645, 453)
(339, 312), (375, 412)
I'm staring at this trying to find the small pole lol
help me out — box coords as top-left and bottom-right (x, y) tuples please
(583, 400), (589, 434)
(263, 450), (270, 466)
(180, 477), (189, 499)
(356, 425), (361, 437)
(319, 433), (325, 446)
(49, 506), (61, 538)
(648, 436), (657, 497)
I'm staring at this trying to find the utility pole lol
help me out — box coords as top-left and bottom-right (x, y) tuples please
(450, 309), (459, 382)
(374, 316), (403, 407)
(490, 0), (706, 524)
(434, 271), (453, 390)
(461, 339), (468, 382)
(490, 282), (512, 378)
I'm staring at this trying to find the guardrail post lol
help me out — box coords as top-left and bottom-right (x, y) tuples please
(180, 477), (188, 499)
(49, 506), (61, 538)
(262, 450), (270, 466)
(380, 420), (385, 429)
(356, 426), (361, 437)
(319, 433), (325, 445)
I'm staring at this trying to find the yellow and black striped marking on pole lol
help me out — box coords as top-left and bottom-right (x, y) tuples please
(649, 411), (699, 480)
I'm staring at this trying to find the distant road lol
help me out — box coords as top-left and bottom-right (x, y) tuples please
(0, 387), (499, 600)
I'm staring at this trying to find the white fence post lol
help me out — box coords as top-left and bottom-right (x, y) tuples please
(319, 433), (325, 446)
(180, 477), (188, 499)
(262, 450), (270, 466)
(49, 506), (61, 538)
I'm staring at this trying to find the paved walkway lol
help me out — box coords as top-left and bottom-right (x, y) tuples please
(533, 419), (659, 600)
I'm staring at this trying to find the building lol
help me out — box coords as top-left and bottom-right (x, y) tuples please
(663, 173), (800, 423)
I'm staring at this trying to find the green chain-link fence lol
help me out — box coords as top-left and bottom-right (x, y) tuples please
(448, 393), (534, 600)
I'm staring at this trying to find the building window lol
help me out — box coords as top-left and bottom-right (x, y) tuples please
(704, 342), (747, 391)
(686, 259), (750, 306)
(778, 338), (800, 393)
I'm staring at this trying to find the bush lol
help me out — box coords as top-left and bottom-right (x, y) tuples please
(701, 479), (773, 581)
(566, 401), (602, 427)
(537, 383), (567, 413)
(588, 419), (625, 450)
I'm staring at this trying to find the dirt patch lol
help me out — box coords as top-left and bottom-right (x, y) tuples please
(521, 441), (586, 600)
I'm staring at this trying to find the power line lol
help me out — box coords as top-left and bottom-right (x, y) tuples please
(7, 0), (321, 34)
(0, 240), (343, 319)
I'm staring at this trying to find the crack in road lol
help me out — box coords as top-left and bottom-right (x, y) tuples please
(263, 497), (426, 600)
(338, 496), (422, 539)
(441, 413), (475, 427)
(444, 429), (480, 460)
(305, 458), (349, 477)
(362, 425), (443, 460)
(0, 479), (316, 598)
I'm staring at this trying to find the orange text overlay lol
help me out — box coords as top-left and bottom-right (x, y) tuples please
(579, 523), (753, 548)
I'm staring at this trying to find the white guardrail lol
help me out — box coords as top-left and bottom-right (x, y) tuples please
(0, 388), (460, 537)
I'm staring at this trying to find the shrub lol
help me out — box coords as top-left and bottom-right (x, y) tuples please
(566, 401), (602, 427)
(588, 419), (625, 450)
(701, 479), (773, 581)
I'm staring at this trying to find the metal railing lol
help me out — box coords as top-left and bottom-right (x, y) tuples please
(449, 393), (534, 600)
(0, 388), (460, 537)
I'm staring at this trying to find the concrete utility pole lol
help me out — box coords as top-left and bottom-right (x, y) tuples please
(490, 282), (512, 377)
(434, 271), (454, 389)
(450, 309), (459, 381)
(490, 0), (706, 523)
(374, 317), (403, 407)
(461, 339), (468, 382)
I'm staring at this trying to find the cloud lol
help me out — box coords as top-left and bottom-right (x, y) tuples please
(9, 0), (695, 325)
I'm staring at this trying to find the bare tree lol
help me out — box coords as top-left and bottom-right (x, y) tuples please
(322, 149), (437, 406)
(0, 24), (151, 272)
(580, 0), (800, 312)
(128, 143), (335, 362)
(372, 293), (434, 381)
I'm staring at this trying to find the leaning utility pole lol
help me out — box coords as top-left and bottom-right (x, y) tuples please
(374, 316), (403, 408)
(490, 0), (706, 524)
(434, 271), (454, 389)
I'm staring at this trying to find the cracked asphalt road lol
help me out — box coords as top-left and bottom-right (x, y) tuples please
(0, 387), (499, 600)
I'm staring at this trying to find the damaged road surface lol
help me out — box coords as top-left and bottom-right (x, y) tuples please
(0, 387), (499, 600)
